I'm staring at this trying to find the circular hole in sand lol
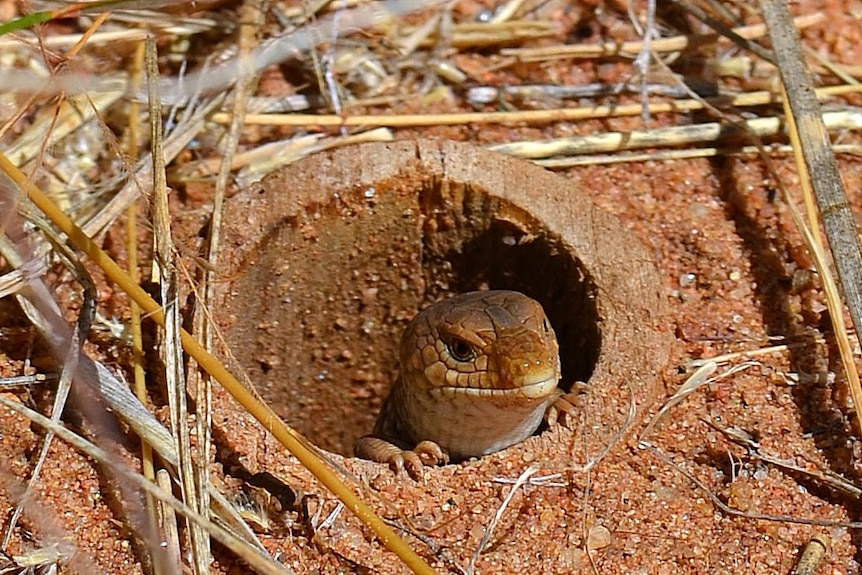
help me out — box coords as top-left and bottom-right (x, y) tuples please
(214, 141), (667, 459)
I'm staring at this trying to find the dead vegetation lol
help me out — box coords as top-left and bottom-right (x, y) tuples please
(1, 0), (862, 573)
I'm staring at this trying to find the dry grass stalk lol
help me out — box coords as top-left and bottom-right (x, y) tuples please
(1, 0), (861, 572)
(0, 393), (291, 575)
(760, 0), (862, 432)
(210, 84), (862, 129)
(146, 37), (212, 575)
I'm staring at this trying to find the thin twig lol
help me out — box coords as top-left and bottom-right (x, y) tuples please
(147, 37), (211, 575)
(0, 394), (293, 575)
(466, 466), (539, 575)
(641, 442), (862, 528)
(0, 153), (440, 575)
(211, 84), (862, 128)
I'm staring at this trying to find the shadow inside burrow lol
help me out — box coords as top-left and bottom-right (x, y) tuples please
(415, 180), (602, 395)
(227, 175), (604, 459)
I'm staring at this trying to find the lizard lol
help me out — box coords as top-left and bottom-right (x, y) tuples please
(355, 290), (572, 478)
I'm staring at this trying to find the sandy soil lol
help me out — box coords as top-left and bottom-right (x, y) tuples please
(2, 0), (862, 574)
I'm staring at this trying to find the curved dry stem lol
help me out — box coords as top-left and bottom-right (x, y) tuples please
(0, 152), (439, 575)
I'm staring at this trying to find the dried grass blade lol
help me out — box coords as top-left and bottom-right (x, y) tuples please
(0, 394), (293, 575)
(4, 88), (125, 167)
(0, 146), (440, 575)
(123, 37), (170, 575)
(234, 127), (394, 186)
(189, 1), (267, 568)
(759, 0), (862, 429)
(146, 37), (211, 575)
(492, 109), (862, 160)
(216, 84), (862, 129)
(640, 361), (717, 441)
(501, 12), (823, 61)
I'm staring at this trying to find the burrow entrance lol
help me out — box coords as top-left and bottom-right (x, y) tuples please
(214, 140), (667, 459)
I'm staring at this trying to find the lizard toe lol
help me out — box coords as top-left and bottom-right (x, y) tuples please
(400, 450), (427, 481)
(414, 440), (449, 466)
(546, 382), (588, 428)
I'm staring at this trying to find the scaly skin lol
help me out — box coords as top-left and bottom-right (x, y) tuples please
(355, 290), (563, 478)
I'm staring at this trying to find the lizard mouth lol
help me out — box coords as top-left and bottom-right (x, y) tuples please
(435, 375), (559, 400)
(519, 376), (560, 398)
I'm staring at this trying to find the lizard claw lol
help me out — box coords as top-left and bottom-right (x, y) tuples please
(355, 436), (448, 480)
(388, 450), (425, 480)
(396, 441), (448, 480)
(413, 440), (449, 467)
(389, 441), (449, 480)
(545, 382), (588, 427)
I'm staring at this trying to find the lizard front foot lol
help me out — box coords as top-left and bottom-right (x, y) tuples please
(545, 381), (588, 427)
(355, 436), (449, 480)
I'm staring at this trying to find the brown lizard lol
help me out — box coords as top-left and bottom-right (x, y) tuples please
(355, 290), (568, 478)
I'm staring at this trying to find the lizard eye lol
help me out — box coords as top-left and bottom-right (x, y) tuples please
(444, 336), (476, 362)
